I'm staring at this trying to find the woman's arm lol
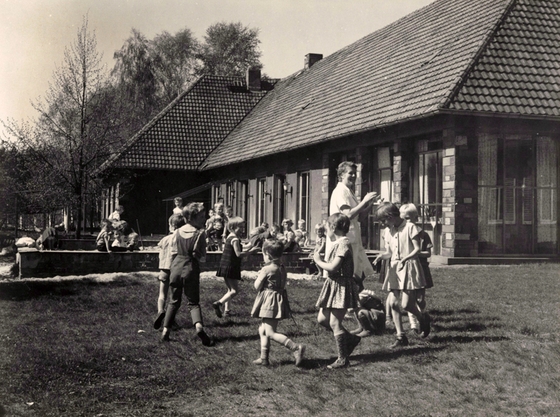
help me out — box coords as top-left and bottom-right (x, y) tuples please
(340, 191), (378, 220)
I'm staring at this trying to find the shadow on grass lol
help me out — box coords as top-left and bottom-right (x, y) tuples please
(430, 308), (480, 316)
(0, 276), (140, 301)
(428, 335), (509, 344)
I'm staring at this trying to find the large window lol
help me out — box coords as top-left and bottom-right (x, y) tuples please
(257, 178), (267, 225)
(273, 175), (286, 225)
(478, 135), (557, 254)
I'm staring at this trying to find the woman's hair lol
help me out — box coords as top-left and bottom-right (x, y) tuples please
(327, 213), (350, 234)
(227, 216), (245, 233)
(168, 213), (186, 229)
(183, 202), (205, 221)
(376, 202), (400, 220)
(399, 203), (419, 222)
(337, 161), (357, 181)
(263, 238), (284, 259)
(174, 197), (183, 205)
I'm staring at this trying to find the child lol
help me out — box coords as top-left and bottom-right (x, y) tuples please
(96, 219), (113, 252)
(109, 205), (124, 222)
(400, 203), (433, 334)
(161, 203), (213, 346)
(295, 219), (310, 247)
(281, 218), (294, 240)
(110, 227), (127, 252)
(375, 202), (431, 348)
(206, 203), (226, 251)
(352, 289), (386, 338)
(311, 223), (326, 279)
(172, 197), (183, 215)
(213, 217), (248, 317)
(250, 239), (305, 367)
(153, 214), (185, 331)
(283, 230), (302, 253)
(313, 213), (361, 369)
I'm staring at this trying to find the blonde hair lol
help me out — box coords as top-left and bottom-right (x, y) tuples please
(227, 216), (245, 233)
(399, 203), (419, 222)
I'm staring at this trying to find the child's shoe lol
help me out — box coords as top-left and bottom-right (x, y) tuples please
(389, 334), (409, 349)
(223, 310), (235, 317)
(153, 311), (165, 330)
(420, 312), (431, 338)
(293, 344), (306, 367)
(327, 358), (349, 369)
(356, 329), (373, 338)
(212, 301), (223, 318)
(197, 329), (215, 346)
(252, 357), (269, 366)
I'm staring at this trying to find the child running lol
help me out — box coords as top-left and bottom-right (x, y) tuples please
(400, 203), (434, 334)
(213, 217), (248, 318)
(153, 213), (185, 331)
(250, 239), (305, 367)
(161, 203), (213, 346)
(313, 213), (361, 369)
(375, 202), (431, 348)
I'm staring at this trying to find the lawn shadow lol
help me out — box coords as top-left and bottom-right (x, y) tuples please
(352, 345), (448, 364)
(212, 320), (253, 328)
(430, 308), (480, 316)
(428, 334), (510, 344)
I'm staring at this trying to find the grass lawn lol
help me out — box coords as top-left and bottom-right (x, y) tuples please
(0, 263), (559, 416)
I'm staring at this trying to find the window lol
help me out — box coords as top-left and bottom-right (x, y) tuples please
(273, 175), (286, 224)
(257, 178), (267, 225)
(298, 172), (310, 227)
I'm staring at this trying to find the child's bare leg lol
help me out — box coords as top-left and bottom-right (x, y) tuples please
(157, 280), (169, 313)
(327, 308), (360, 368)
(262, 318), (305, 366)
(253, 323), (270, 365)
(401, 291), (422, 321)
(389, 291), (404, 336)
(329, 308), (348, 336)
(317, 307), (332, 330)
(218, 279), (238, 305)
(407, 289), (425, 332)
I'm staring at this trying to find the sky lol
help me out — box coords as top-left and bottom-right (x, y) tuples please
(0, 0), (435, 131)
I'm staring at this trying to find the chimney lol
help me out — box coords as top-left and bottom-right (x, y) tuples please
(246, 67), (261, 91)
(304, 53), (323, 69)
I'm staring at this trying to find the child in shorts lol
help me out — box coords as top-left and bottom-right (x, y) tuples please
(153, 213), (185, 331)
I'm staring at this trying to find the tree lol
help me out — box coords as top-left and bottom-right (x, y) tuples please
(2, 15), (122, 237)
(198, 22), (262, 76)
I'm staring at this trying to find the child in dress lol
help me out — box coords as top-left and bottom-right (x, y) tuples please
(295, 219), (310, 247)
(375, 202), (431, 348)
(213, 217), (248, 318)
(172, 197), (183, 215)
(283, 231), (302, 252)
(251, 239), (305, 367)
(96, 219), (113, 252)
(399, 203), (433, 334)
(153, 214), (185, 330)
(281, 218), (294, 240)
(313, 213), (361, 369)
(161, 203), (213, 346)
(311, 224), (327, 279)
(206, 203), (227, 251)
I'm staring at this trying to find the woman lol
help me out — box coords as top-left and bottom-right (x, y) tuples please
(327, 161), (378, 283)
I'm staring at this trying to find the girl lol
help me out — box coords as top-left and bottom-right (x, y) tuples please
(213, 217), (248, 317)
(311, 223), (326, 279)
(313, 213), (361, 369)
(399, 203), (433, 335)
(295, 219), (310, 247)
(376, 202), (431, 348)
(281, 218), (294, 240)
(161, 203), (213, 346)
(251, 239), (305, 367)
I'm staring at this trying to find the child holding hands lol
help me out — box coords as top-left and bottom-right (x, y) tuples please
(153, 213), (185, 330)
(376, 202), (431, 348)
(314, 213), (361, 369)
(161, 203), (213, 346)
(213, 217), (248, 318)
(250, 239), (305, 367)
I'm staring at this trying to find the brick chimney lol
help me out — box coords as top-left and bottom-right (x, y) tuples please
(246, 67), (261, 91)
(304, 53), (323, 69)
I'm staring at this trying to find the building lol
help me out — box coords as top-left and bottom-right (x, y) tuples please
(101, 0), (560, 261)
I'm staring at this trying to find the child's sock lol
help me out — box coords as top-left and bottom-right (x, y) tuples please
(253, 347), (269, 366)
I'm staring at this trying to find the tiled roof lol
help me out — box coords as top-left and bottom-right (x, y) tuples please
(202, 0), (560, 169)
(448, 0), (560, 116)
(100, 75), (272, 171)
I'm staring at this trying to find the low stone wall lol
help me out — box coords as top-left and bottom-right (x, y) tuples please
(16, 248), (319, 279)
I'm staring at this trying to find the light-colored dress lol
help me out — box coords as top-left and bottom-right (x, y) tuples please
(381, 221), (426, 291)
(251, 260), (291, 319)
(328, 182), (375, 280)
(316, 236), (358, 309)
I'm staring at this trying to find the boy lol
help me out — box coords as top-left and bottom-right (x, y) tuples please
(161, 203), (213, 346)
(153, 214), (185, 331)
(352, 289), (386, 337)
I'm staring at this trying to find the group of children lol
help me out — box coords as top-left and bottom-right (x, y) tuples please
(152, 200), (433, 369)
(96, 206), (139, 252)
